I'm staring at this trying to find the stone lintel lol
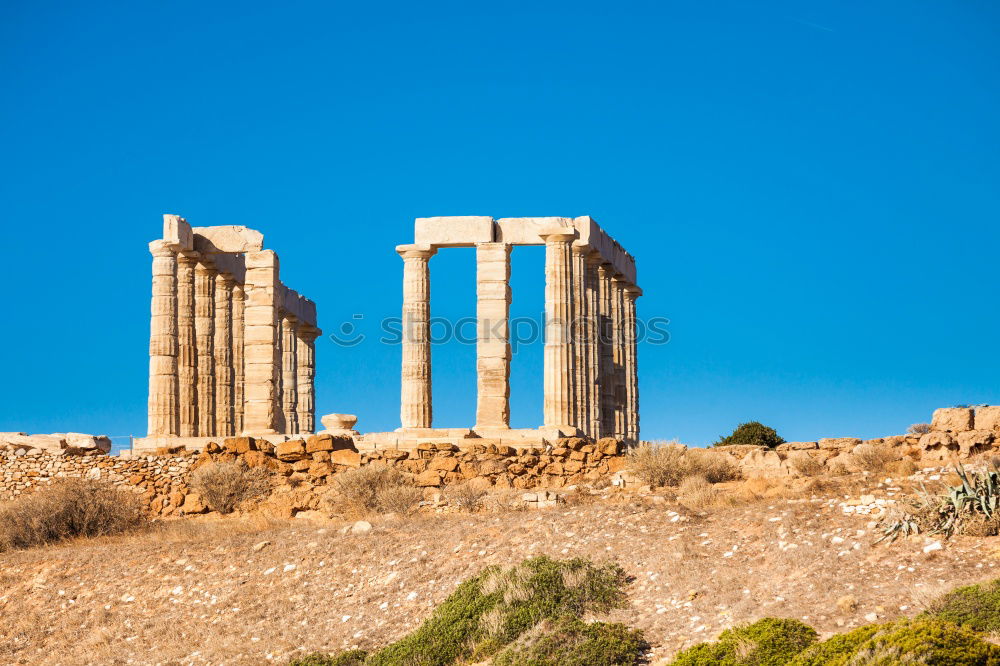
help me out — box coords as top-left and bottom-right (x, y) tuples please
(210, 253), (247, 284)
(415, 216), (494, 247)
(163, 214), (194, 252)
(192, 225), (265, 254)
(495, 217), (574, 244)
(281, 285), (318, 326)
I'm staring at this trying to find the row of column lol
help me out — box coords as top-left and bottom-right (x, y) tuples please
(396, 235), (640, 441)
(148, 241), (318, 437)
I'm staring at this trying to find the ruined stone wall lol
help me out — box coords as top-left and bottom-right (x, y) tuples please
(0, 435), (629, 518)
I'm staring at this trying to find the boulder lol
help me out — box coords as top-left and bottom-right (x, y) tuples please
(932, 407), (974, 433)
(776, 441), (818, 451)
(64, 433), (112, 453)
(329, 449), (361, 468)
(956, 430), (996, 456)
(275, 440), (306, 461)
(975, 406), (1000, 431)
(415, 469), (442, 487)
(818, 438), (863, 451)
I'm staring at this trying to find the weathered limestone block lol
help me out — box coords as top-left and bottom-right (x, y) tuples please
(818, 438), (862, 450)
(919, 432), (958, 458)
(275, 440), (306, 461)
(776, 441), (818, 451)
(975, 406), (1000, 431)
(329, 449), (361, 468)
(416, 469), (443, 486)
(932, 407), (974, 432)
(957, 430), (996, 455)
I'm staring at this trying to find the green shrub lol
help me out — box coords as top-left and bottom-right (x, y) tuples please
(493, 614), (648, 665)
(714, 422), (785, 449)
(670, 617), (817, 665)
(367, 556), (630, 666)
(289, 651), (368, 666)
(922, 578), (1000, 633)
(787, 618), (1000, 666)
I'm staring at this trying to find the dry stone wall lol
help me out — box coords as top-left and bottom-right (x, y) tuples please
(0, 434), (628, 518)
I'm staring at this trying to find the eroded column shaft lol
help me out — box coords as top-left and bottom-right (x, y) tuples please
(176, 254), (198, 437)
(585, 253), (602, 438)
(242, 250), (280, 434)
(194, 262), (216, 436)
(399, 245), (435, 429)
(214, 274), (235, 437)
(296, 327), (317, 434)
(281, 316), (299, 434)
(542, 230), (576, 430)
(232, 284), (246, 435)
(597, 264), (615, 437)
(611, 277), (628, 440)
(475, 242), (511, 429)
(148, 241), (178, 436)
(625, 286), (641, 442)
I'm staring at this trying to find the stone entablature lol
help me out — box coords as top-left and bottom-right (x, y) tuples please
(392, 216), (641, 446)
(145, 215), (320, 441)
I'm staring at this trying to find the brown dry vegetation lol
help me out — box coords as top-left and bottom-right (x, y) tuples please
(2, 471), (997, 665)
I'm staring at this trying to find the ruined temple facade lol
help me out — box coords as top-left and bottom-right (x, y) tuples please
(360, 216), (640, 450)
(145, 215), (319, 441)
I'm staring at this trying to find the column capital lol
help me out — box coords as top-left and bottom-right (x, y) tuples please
(195, 259), (217, 273)
(396, 244), (436, 259)
(148, 239), (175, 256)
(625, 285), (643, 299)
(177, 251), (200, 265)
(571, 241), (592, 254)
(539, 227), (577, 243)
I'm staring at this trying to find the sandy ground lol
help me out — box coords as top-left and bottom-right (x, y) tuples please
(3, 482), (999, 665)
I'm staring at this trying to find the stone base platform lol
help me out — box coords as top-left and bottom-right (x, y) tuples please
(355, 426), (583, 451)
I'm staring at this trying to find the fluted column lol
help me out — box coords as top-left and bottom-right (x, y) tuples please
(176, 254), (198, 437)
(475, 242), (511, 429)
(281, 316), (299, 434)
(570, 243), (589, 435)
(148, 241), (178, 436)
(242, 250), (280, 434)
(597, 263), (615, 437)
(584, 252), (602, 438)
(214, 273), (235, 436)
(296, 326), (318, 434)
(611, 276), (628, 440)
(541, 228), (576, 431)
(625, 285), (642, 442)
(232, 284), (245, 435)
(194, 262), (216, 436)
(398, 245), (435, 429)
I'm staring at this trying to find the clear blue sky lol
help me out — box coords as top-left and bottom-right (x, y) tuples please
(2, 0), (998, 446)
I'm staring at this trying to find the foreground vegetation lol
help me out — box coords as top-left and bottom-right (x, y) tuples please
(291, 556), (649, 666)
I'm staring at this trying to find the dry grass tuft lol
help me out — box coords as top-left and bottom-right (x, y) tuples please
(851, 443), (896, 474)
(0, 479), (146, 551)
(444, 482), (488, 513)
(627, 441), (739, 488)
(789, 452), (825, 477)
(189, 461), (273, 514)
(326, 464), (417, 517)
(677, 476), (727, 510)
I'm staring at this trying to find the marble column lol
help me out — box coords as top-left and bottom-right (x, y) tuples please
(570, 243), (590, 434)
(194, 262), (216, 436)
(611, 276), (628, 440)
(541, 229), (576, 431)
(232, 284), (245, 435)
(176, 253), (198, 437)
(148, 240), (178, 436)
(584, 252), (603, 439)
(242, 250), (280, 434)
(597, 263), (615, 437)
(281, 316), (299, 434)
(474, 242), (511, 429)
(625, 285), (642, 442)
(398, 245), (435, 429)
(214, 273), (235, 437)
(296, 326), (318, 434)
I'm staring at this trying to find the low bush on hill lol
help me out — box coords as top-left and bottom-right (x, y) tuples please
(921, 578), (1000, 633)
(291, 556), (647, 666)
(325, 464), (419, 518)
(627, 441), (738, 488)
(0, 478), (146, 551)
(669, 617), (817, 665)
(189, 461), (272, 514)
(715, 422), (785, 449)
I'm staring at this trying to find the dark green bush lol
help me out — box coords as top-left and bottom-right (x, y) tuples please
(368, 556), (631, 666)
(714, 422), (784, 449)
(669, 617), (817, 665)
(289, 651), (368, 666)
(922, 578), (1000, 633)
(788, 618), (1000, 666)
(494, 615), (648, 666)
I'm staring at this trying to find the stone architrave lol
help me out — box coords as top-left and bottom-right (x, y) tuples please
(297, 326), (318, 434)
(176, 254), (198, 436)
(541, 228), (576, 431)
(148, 240), (179, 436)
(194, 261), (216, 436)
(214, 273), (235, 436)
(475, 242), (512, 429)
(281, 316), (299, 434)
(398, 245), (436, 429)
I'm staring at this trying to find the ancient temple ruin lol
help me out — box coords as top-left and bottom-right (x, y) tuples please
(359, 216), (640, 449)
(141, 215), (320, 449)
